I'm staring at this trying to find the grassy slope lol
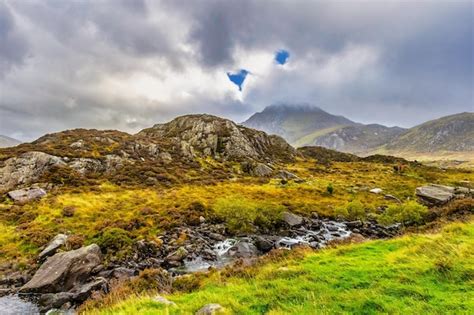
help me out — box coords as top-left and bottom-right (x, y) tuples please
(87, 219), (474, 314)
(1, 161), (472, 268)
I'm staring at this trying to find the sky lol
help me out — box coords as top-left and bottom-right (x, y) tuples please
(0, 0), (472, 141)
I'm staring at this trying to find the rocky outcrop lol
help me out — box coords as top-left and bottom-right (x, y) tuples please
(7, 187), (47, 203)
(21, 244), (102, 293)
(138, 114), (297, 162)
(0, 152), (65, 191)
(416, 184), (472, 207)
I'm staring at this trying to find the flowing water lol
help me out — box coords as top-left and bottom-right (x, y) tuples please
(181, 220), (352, 272)
(0, 295), (39, 315)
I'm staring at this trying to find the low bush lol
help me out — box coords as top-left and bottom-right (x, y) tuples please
(335, 200), (366, 221)
(213, 197), (285, 234)
(379, 201), (428, 225)
(94, 227), (133, 255)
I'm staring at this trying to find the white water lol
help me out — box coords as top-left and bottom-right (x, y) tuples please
(0, 295), (39, 315)
(182, 220), (352, 272)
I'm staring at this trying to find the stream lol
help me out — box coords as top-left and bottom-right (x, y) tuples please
(0, 294), (39, 315)
(179, 220), (352, 273)
(0, 220), (354, 314)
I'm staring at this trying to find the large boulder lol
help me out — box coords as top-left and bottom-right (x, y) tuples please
(0, 151), (65, 192)
(416, 184), (455, 206)
(20, 244), (102, 293)
(7, 187), (47, 203)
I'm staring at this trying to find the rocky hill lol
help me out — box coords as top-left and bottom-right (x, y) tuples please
(242, 104), (355, 143)
(0, 115), (297, 192)
(382, 112), (474, 153)
(0, 135), (21, 148)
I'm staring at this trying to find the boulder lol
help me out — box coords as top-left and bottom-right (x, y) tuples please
(38, 234), (68, 261)
(7, 187), (47, 203)
(20, 244), (102, 293)
(227, 241), (259, 258)
(252, 163), (273, 177)
(196, 303), (225, 315)
(0, 151), (65, 192)
(282, 211), (304, 227)
(165, 247), (188, 262)
(416, 184), (455, 206)
(254, 236), (275, 253)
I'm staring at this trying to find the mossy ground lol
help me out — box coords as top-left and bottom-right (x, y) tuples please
(0, 161), (472, 269)
(83, 218), (474, 314)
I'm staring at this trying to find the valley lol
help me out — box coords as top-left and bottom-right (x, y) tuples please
(0, 115), (472, 314)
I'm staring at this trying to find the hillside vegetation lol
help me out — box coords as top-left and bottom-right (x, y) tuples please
(84, 218), (474, 314)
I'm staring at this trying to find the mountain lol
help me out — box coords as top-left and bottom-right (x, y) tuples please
(309, 124), (406, 154)
(242, 104), (405, 153)
(242, 104), (355, 143)
(382, 112), (474, 153)
(0, 115), (297, 192)
(0, 135), (21, 148)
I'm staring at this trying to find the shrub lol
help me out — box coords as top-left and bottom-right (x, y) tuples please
(213, 197), (285, 234)
(95, 227), (133, 254)
(326, 183), (334, 195)
(335, 200), (366, 221)
(213, 197), (257, 234)
(379, 201), (428, 225)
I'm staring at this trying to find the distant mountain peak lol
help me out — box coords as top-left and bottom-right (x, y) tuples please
(243, 104), (355, 143)
(0, 135), (21, 148)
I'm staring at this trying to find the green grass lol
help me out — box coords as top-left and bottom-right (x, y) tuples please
(85, 219), (474, 314)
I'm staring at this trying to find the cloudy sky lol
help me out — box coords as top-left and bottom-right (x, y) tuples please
(0, 0), (472, 141)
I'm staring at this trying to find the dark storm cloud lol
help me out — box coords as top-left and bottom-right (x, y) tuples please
(0, 0), (472, 140)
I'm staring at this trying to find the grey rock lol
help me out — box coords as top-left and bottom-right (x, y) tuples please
(21, 244), (102, 293)
(69, 158), (104, 175)
(39, 234), (68, 261)
(252, 163), (273, 177)
(384, 194), (401, 203)
(277, 170), (299, 180)
(282, 212), (304, 227)
(254, 236), (275, 253)
(165, 247), (188, 262)
(196, 303), (224, 315)
(0, 151), (65, 191)
(39, 292), (75, 310)
(416, 184), (455, 206)
(7, 187), (47, 203)
(72, 277), (108, 302)
(227, 241), (259, 258)
(153, 295), (176, 306)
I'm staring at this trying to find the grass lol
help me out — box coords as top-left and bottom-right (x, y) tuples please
(84, 218), (474, 314)
(0, 161), (471, 269)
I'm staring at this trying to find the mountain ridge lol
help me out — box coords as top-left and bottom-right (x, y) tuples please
(0, 135), (21, 148)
